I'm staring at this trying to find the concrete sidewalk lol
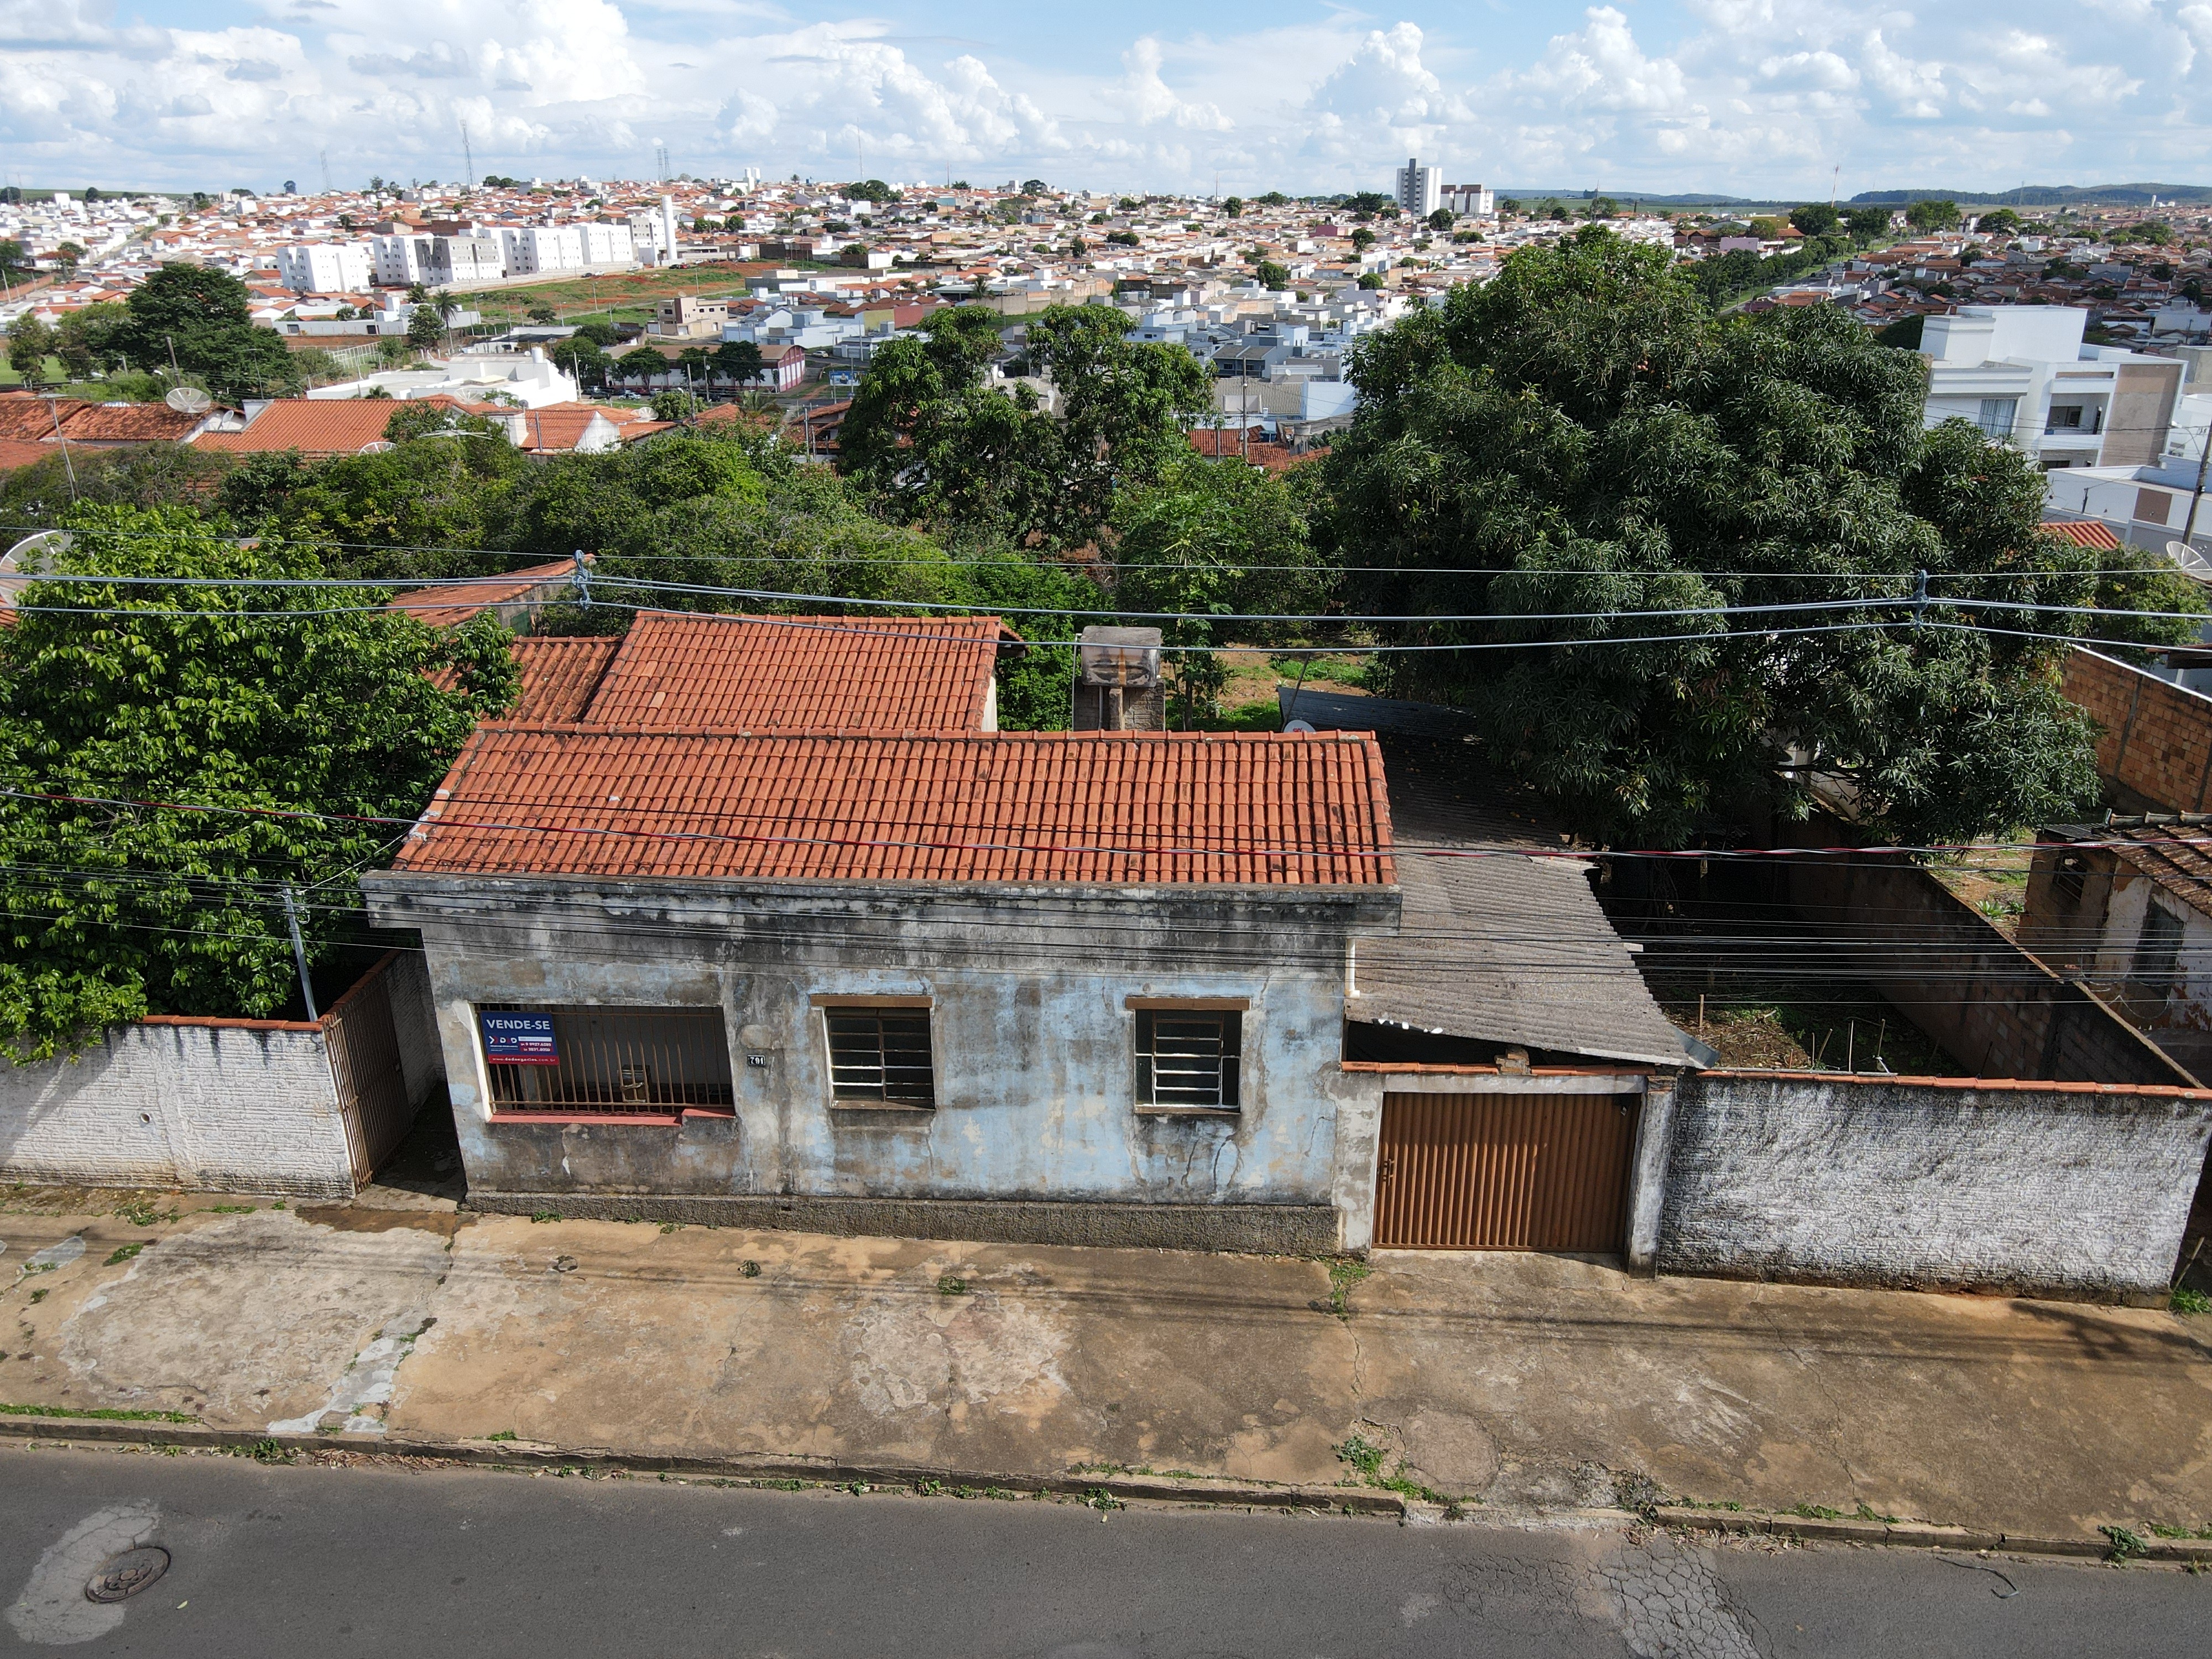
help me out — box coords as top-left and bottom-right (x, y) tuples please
(3, 1186), (2209, 1541)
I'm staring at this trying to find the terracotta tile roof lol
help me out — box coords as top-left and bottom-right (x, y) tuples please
(581, 612), (1009, 732)
(0, 397), (86, 442)
(426, 635), (623, 720)
(2043, 518), (2122, 550)
(392, 728), (1395, 886)
(0, 436), (58, 473)
(1188, 429), (1301, 472)
(192, 395), (469, 458)
(390, 557), (582, 629)
(56, 403), (202, 443)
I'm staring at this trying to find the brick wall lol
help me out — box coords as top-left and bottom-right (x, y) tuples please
(1781, 851), (2194, 1086)
(1652, 1071), (2212, 1300)
(2062, 646), (2212, 813)
(0, 1020), (357, 1198)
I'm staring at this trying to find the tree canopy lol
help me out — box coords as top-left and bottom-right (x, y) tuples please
(0, 507), (518, 1059)
(1319, 228), (2202, 846)
(118, 263), (303, 400)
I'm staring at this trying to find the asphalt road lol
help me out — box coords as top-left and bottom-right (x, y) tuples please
(0, 1444), (2203, 1657)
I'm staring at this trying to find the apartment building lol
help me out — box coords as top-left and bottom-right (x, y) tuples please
(1920, 305), (2182, 468)
(275, 241), (374, 295)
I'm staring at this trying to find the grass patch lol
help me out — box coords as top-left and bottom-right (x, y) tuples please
(114, 1201), (178, 1228)
(208, 1204), (256, 1214)
(1333, 1432), (1449, 1505)
(103, 1243), (143, 1266)
(2171, 1284), (2211, 1316)
(1790, 1502), (1846, 1520)
(530, 1211), (561, 1224)
(1325, 1256), (1369, 1321)
(2150, 1521), (2212, 1540)
(0, 1401), (197, 1423)
(486, 1430), (518, 1442)
(936, 1274), (969, 1297)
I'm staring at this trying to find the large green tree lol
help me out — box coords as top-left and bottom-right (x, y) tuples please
(1321, 228), (2203, 846)
(0, 507), (518, 1058)
(839, 304), (1209, 547)
(117, 263), (304, 400)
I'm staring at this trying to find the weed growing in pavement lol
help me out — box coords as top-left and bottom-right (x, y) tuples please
(1853, 1501), (1900, 1524)
(104, 1244), (143, 1266)
(1334, 1434), (1387, 1480)
(2150, 1521), (2212, 1540)
(2172, 1285), (2211, 1316)
(2100, 1525), (2148, 1564)
(114, 1201), (178, 1227)
(1790, 1503), (1846, 1520)
(0, 1402), (197, 1423)
(530, 1211), (560, 1224)
(1325, 1256), (1369, 1320)
(912, 1478), (944, 1497)
(740, 1260), (761, 1278)
(936, 1274), (969, 1297)
(1613, 1472), (1665, 1515)
(210, 1204), (255, 1214)
(1083, 1488), (1125, 1512)
(658, 1222), (680, 1234)
(27, 1288), (46, 1304)
(270, 1201), (284, 1210)
(23, 1261), (54, 1275)
(486, 1431), (518, 1442)
(760, 1479), (805, 1491)
(243, 1439), (296, 1464)
(844, 1480), (870, 1495)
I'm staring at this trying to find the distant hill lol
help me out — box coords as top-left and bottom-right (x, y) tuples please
(1846, 183), (2212, 207)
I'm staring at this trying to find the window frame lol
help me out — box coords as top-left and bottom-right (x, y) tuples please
(1129, 999), (1247, 1115)
(2133, 903), (2187, 1002)
(816, 997), (938, 1110)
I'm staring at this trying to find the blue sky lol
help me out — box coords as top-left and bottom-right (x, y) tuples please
(3, 2), (2210, 197)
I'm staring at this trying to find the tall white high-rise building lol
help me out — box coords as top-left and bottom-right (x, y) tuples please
(1395, 157), (1442, 217)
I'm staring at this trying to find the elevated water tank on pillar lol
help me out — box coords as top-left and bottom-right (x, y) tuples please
(1073, 625), (1165, 731)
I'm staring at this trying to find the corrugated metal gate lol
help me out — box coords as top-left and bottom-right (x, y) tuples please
(323, 953), (418, 1184)
(1374, 1091), (1639, 1251)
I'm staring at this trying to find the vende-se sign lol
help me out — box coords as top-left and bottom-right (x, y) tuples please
(480, 1011), (559, 1065)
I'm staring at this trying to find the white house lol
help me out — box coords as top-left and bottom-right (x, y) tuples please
(1921, 305), (2183, 470)
(276, 241), (374, 295)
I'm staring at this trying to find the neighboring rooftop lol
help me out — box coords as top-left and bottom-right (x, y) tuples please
(388, 557), (583, 630)
(387, 728), (1395, 887)
(2041, 811), (2212, 921)
(580, 612), (1014, 732)
(427, 635), (622, 722)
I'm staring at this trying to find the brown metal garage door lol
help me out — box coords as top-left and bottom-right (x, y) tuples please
(1375, 1092), (1639, 1251)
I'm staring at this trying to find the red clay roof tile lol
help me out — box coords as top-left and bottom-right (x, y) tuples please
(393, 728), (1395, 888)
(56, 403), (202, 442)
(2043, 519), (2122, 550)
(581, 612), (1008, 733)
(389, 558), (582, 629)
(426, 635), (622, 721)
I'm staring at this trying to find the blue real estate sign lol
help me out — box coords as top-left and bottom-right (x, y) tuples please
(479, 1011), (558, 1066)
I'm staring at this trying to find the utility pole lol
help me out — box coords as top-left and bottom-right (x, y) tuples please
(2184, 417), (2212, 549)
(41, 395), (77, 502)
(282, 886), (319, 1021)
(461, 123), (475, 191)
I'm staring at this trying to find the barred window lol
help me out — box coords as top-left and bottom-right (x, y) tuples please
(478, 1005), (733, 1117)
(825, 1009), (936, 1107)
(1136, 1009), (1241, 1110)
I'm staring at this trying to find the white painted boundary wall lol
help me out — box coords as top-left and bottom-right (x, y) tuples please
(0, 1018), (357, 1199)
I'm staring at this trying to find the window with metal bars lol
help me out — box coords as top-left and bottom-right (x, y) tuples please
(479, 1004), (734, 1115)
(825, 1009), (937, 1107)
(1135, 1009), (1241, 1110)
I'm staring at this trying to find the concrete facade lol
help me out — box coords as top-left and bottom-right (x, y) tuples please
(0, 1019), (357, 1198)
(362, 873), (1397, 1251)
(1646, 1071), (2212, 1301)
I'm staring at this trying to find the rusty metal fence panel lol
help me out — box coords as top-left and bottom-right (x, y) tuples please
(322, 952), (417, 1184)
(480, 1004), (734, 1114)
(1375, 1092), (1639, 1251)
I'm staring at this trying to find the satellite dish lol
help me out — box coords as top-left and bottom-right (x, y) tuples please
(2166, 539), (2212, 584)
(165, 385), (213, 415)
(357, 440), (396, 454)
(2, 529), (72, 574)
(1283, 719), (1318, 734)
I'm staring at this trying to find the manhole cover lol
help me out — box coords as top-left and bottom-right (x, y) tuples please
(85, 1546), (169, 1603)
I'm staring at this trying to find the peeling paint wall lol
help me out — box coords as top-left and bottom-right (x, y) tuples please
(0, 1022), (357, 1198)
(366, 875), (1395, 1250)
(1649, 1072), (2212, 1301)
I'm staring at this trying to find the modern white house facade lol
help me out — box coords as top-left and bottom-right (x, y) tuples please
(1921, 306), (2184, 471)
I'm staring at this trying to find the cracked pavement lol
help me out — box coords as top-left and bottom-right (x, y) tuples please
(2, 1193), (2209, 1537)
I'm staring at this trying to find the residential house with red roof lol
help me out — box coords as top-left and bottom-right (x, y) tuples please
(358, 612), (1693, 1253)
